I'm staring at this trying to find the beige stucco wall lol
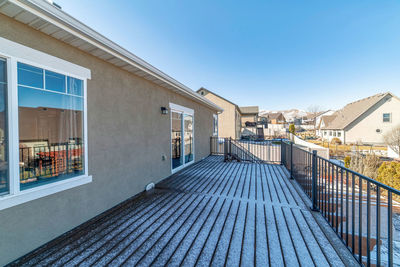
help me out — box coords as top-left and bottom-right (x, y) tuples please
(344, 95), (400, 144)
(199, 91), (240, 138)
(0, 14), (216, 265)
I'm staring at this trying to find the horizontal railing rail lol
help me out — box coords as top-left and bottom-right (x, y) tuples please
(281, 141), (400, 267)
(210, 137), (281, 164)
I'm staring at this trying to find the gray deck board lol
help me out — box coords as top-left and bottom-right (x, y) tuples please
(10, 156), (353, 267)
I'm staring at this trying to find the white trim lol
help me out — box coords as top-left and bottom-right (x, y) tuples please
(169, 103), (194, 115)
(0, 40), (91, 206)
(0, 37), (91, 79)
(0, 175), (92, 211)
(9, 57), (19, 195)
(2, 0), (222, 112)
(170, 103), (195, 174)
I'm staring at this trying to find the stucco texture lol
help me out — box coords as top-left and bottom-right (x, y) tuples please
(0, 14), (215, 265)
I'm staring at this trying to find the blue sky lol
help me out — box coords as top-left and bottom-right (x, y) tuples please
(57, 0), (400, 111)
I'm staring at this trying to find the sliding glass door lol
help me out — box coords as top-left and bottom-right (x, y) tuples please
(171, 111), (183, 169)
(184, 114), (193, 163)
(171, 104), (194, 172)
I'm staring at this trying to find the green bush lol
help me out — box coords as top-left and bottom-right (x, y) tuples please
(331, 137), (342, 145)
(377, 162), (400, 190)
(344, 156), (351, 168)
(289, 124), (295, 134)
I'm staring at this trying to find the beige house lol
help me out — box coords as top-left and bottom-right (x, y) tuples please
(197, 88), (241, 138)
(318, 92), (400, 144)
(0, 1), (222, 264)
(264, 112), (286, 124)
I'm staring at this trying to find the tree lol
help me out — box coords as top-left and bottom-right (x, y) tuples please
(307, 105), (323, 129)
(289, 123), (295, 135)
(377, 162), (400, 190)
(349, 152), (381, 180)
(384, 125), (400, 156)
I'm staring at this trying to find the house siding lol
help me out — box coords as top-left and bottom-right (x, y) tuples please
(199, 91), (240, 138)
(0, 14), (215, 265)
(344, 96), (400, 144)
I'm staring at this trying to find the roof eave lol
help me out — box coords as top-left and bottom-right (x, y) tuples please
(3, 0), (223, 112)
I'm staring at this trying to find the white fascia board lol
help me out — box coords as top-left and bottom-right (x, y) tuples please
(7, 0), (223, 112)
(0, 37), (91, 79)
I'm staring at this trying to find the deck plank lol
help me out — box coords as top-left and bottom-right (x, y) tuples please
(11, 156), (352, 267)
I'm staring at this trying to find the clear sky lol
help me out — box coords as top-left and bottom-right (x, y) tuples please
(57, 0), (400, 111)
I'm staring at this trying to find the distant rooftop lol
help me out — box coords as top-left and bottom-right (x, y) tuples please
(322, 92), (396, 130)
(240, 106), (259, 114)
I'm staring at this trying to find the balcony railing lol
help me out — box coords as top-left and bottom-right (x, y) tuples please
(19, 142), (84, 185)
(211, 137), (400, 266)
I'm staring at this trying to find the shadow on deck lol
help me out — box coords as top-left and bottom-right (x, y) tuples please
(10, 156), (358, 266)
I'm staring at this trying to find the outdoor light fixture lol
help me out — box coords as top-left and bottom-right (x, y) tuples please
(161, 107), (168, 115)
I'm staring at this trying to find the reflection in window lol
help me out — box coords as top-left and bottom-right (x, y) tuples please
(184, 115), (193, 163)
(213, 114), (218, 136)
(0, 59), (8, 195)
(171, 111), (182, 169)
(18, 62), (84, 190)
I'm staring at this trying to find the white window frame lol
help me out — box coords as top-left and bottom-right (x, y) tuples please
(169, 103), (195, 174)
(383, 113), (391, 123)
(213, 114), (218, 136)
(0, 37), (91, 211)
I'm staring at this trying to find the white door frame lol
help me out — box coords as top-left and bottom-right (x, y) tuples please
(170, 103), (195, 174)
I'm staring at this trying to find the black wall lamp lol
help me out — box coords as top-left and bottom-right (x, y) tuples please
(161, 107), (169, 115)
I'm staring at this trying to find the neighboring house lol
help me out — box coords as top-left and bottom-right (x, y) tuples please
(0, 1), (222, 265)
(316, 115), (337, 137)
(314, 110), (335, 129)
(240, 106), (259, 126)
(318, 92), (400, 144)
(240, 106), (267, 138)
(265, 112), (286, 124)
(197, 87), (241, 139)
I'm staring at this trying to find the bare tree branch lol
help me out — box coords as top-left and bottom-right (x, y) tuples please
(384, 125), (400, 155)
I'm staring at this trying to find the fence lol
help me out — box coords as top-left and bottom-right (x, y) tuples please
(210, 137), (281, 164)
(282, 141), (400, 267)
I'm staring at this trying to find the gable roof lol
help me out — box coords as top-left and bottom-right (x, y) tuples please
(0, 0), (222, 112)
(196, 87), (239, 113)
(319, 115), (337, 128)
(322, 92), (397, 130)
(265, 112), (284, 120)
(240, 106), (259, 114)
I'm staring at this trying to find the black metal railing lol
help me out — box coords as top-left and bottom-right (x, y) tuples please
(281, 140), (400, 267)
(19, 142), (84, 184)
(210, 137), (281, 164)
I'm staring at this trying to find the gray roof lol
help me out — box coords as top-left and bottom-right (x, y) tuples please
(320, 115), (337, 128)
(265, 112), (284, 120)
(239, 106), (259, 114)
(322, 92), (396, 129)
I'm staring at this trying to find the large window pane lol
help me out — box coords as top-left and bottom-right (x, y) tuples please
(17, 62), (43, 88)
(67, 77), (83, 96)
(184, 115), (193, 163)
(171, 111), (182, 169)
(19, 83), (84, 189)
(0, 59), (8, 195)
(45, 70), (65, 93)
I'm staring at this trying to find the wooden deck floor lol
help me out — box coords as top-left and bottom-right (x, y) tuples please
(11, 156), (357, 266)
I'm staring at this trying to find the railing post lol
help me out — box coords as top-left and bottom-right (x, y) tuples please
(224, 138), (228, 161)
(280, 139), (284, 165)
(290, 142), (294, 179)
(311, 150), (319, 211)
(230, 138), (232, 156)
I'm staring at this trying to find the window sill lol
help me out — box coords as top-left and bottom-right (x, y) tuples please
(0, 175), (92, 211)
